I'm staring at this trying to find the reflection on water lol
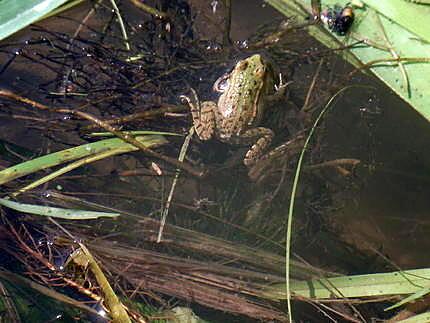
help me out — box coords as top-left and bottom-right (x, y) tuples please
(324, 78), (430, 268)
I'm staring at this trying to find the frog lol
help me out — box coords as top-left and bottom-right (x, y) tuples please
(188, 54), (286, 167)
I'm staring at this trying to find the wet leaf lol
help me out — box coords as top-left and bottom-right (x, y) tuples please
(397, 311), (430, 323)
(0, 0), (69, 41)
(267, 0), (430, 121)
(0, 135), (167, 185)
(265, 268), (430, 299)
(0, 198), (120, 219)
(385, 286), (430, 311)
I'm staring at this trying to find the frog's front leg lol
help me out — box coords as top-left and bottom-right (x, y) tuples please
(238, 127), (274, 166)
(189, 101), (216, 141)
(267, 77), (292, 103)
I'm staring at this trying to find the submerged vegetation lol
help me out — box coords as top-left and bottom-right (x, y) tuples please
(0, 0), (430, 322)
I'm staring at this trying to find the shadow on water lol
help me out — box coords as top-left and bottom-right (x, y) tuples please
(1, 0), (430, 322)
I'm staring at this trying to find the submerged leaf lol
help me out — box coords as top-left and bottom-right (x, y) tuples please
(265, 268), (430, 300)
(267, 0), (430, 121)
(385, 286), (430, 311)
(0, 135), (167, 185)
(0, 198), (120, 220)
(397, 311), (430, 323)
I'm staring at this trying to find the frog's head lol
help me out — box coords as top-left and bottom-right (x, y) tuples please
(239, 54), (277, 87)
(236, 54), (267, 77)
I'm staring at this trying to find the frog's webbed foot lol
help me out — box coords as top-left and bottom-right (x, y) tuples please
(188, 100), (216, 141)
(239, 127), (274, 167)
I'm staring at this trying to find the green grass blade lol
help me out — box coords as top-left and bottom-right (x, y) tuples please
(265, 268), (430, 299)
(0, 135), (167, 185)
(0, 0), (69, 41)
(385, 287), (430, 311)
(398, 311), (430, 323)
(284, 86), (356, 322)
(87, 130), (182, 137)
(0, 198), (119, 219)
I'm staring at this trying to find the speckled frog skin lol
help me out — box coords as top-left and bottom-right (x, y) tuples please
(190, 54), (284, 166)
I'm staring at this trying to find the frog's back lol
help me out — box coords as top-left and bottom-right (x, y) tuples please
(214, 93), (257, 139)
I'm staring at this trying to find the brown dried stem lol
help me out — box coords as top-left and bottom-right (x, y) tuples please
(0, 89), (205, 178)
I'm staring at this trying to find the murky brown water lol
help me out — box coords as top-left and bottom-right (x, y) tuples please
(1, 0), (430, 321)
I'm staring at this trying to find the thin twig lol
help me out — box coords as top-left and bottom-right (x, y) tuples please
(157, 126), (195, 242)
(348, 57), (430, 77)
(302, 58), (324, 112)
(81, 104), (187, 131)
(129, 0), (167, 19)
(223, 0), (232, 46)
(375, 13), (410, 97)
(0, 89), (205, 178)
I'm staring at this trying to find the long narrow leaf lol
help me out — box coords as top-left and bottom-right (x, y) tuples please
(265, 268), (430, 300)
(398, 311), (430, 323)
(0, 135), (167, 185)
(385, 287), (430, 311)
(0, 198), (119, 220)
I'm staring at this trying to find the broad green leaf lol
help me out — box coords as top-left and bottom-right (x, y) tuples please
(267, 0), (430, 121)
(265, 268), (430, 299)
(0, 198), (119, 219)
(0, 0), (69, 41)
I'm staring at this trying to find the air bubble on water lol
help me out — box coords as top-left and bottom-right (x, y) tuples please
(98, 309), (107, 317)
(42, 190), (51, 198)
(211, 0), (218, 14)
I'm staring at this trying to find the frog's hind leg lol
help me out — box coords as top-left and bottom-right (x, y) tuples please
(238, 127), (274, 166)
(190, 101), (216, 141)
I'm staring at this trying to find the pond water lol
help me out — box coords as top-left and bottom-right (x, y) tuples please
(1, 0), (430, 322)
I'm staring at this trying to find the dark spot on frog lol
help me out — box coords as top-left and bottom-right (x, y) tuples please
(238, 61), (248, 71)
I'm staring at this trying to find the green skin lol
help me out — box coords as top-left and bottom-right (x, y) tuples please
(190, 54), (285, 166)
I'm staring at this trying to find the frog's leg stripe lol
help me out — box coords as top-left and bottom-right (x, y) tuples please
(194, 102), (215, 141)
(241, 127), (274, 166)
